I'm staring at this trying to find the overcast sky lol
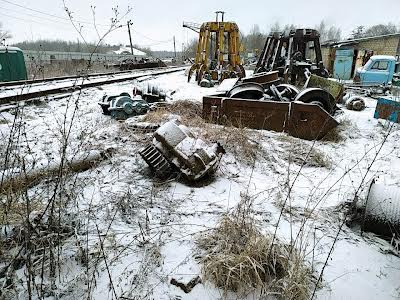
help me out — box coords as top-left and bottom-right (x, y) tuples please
(1, 0), (399, 51)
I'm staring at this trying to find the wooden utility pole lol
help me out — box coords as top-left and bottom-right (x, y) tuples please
(127, 20), (134, 55)
(173, 36), (176, 58)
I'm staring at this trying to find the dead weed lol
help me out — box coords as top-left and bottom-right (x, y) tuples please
(278, 136), (331, 168)
(196, 214), (313, 299)
(322, 117), (354, 143)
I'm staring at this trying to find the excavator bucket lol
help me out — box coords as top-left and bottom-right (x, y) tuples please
(203, 95), (338, 140)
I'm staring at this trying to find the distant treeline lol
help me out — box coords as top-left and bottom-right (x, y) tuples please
(13, 39), (153, 55)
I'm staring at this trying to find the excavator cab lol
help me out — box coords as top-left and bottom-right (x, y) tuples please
(187, 12), (245, 86)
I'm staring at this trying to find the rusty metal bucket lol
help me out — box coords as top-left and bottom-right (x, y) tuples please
(203, 96), (338, 140)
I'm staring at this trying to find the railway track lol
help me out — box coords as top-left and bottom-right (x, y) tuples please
(0, 66), (186, 105)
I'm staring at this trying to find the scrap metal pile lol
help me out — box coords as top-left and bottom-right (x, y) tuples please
(203, 74), (340, 140)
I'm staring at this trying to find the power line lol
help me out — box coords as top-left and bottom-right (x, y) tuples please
(131, 28), (171, 43)
(0, 0), (114, 27)
(1, 0), (176, 49)
(0, 5), (74, 26)
(0, 11), (73, 32)
(141, 39), (174, 48)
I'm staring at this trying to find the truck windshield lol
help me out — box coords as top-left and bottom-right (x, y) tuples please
(370, 60), (389, 70)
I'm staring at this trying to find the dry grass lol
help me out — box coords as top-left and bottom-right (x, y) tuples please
(144, 100), (203, 125)
(0, 199), (44, 225)
(196, 213), (313, 299)
(143, 100), (261, 164)
(278, 136), (332, 168)
(322, 118), (354, 143)
(26, 60), (111, 78)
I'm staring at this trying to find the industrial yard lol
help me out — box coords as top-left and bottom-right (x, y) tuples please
(0, 1), (400, 300)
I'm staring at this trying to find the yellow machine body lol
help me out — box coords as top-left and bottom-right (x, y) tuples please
(188, 21), (245, 85)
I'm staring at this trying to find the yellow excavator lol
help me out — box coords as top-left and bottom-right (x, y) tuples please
(185, 12), (245, 86)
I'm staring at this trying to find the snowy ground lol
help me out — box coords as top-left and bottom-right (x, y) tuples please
(0, 70), (399, 299)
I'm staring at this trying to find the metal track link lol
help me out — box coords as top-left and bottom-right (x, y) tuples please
(139, 144), (172, 177)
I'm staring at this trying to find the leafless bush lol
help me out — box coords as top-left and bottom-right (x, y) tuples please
(0, 4), (132, 300)
(196, 195), (314, 299)
(322, 117), (355, 143)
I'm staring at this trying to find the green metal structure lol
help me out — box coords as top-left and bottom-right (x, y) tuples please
(0, 47), (28, 82)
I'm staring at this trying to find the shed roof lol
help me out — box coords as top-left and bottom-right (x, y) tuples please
(0, 46), (23, 53)
(112, 46), (147, 56)
(321, 33), (400, 47)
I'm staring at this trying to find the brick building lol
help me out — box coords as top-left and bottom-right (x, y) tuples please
(321, 33), (400, 79)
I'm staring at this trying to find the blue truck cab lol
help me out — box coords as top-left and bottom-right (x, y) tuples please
(354, 55), (397, 86)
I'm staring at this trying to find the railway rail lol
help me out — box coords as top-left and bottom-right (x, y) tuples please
(0, 66), (186, 105)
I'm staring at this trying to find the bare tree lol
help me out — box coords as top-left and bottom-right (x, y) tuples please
(364, 22), (398, 37)
(244, 24), (266, 52)
(326, 26), (342, 41)
(0, 22), (12, 41)
(351, 26), (365, 39)
(270, 21), (281, 33)
(184, 38), (198, 58)
(316, 21), (342, 42)
(350, 23), (398, 39)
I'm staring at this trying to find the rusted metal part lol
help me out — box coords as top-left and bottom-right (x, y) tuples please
(202, 96), (338, 140)
(255, 32), (286, 74)
(286, 102), (339, 140)
(220, 98), (289, 132)
(140, 84), (167, 103)
(374, 98), (400, 123)
(294, 88), (336, 114)
(275, 84), (299, 101)
(242, 71), (279, 87)
(266, 84), (299, 102)
(227, 82), (265, 100)
(187, 17), (245, 85)
(117, 60), (166, 71)
(345, 96), (366, 111)
(306, 74), (344, 102)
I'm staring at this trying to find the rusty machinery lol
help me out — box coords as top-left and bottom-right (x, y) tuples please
(139, 120), (225, 181)
(186, 12), (245, 86)
(202, 78), (340, 140)
(255, 29), (328, 84)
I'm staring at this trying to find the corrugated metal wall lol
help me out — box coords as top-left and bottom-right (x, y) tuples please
(22, 50), (146, 63)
